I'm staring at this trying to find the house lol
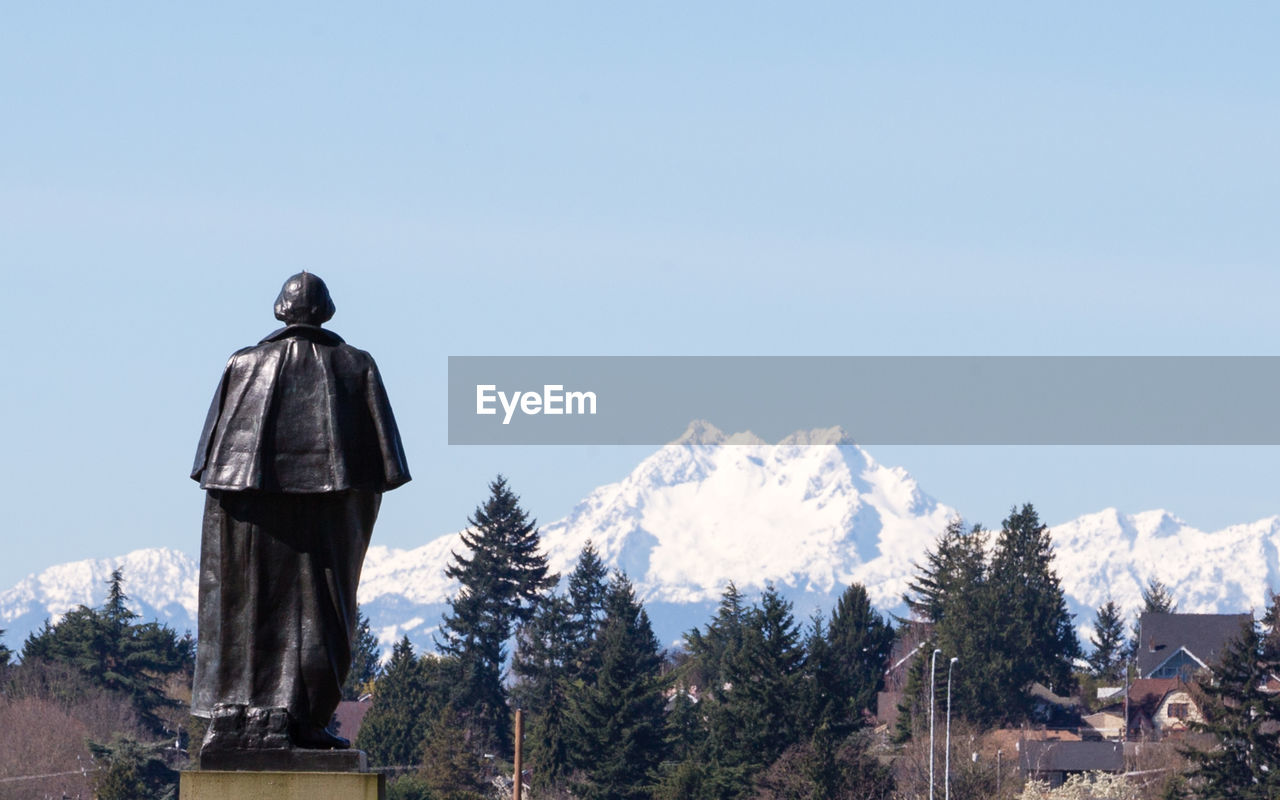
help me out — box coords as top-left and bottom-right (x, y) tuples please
(874, 622), (931, 729)
(1020, 740), (1124, 788)
(1123, 677), (1203, 741)
(332, 699), (372, 743)
(1135, 612), (1251, 680)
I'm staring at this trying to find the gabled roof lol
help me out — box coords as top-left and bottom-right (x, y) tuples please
(1127, 677), (1181, 718)
(1136, 612), (1251, 678)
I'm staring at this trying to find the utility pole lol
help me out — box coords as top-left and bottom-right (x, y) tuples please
(513, 708), (524, 800)
(929, 648), (941, 800)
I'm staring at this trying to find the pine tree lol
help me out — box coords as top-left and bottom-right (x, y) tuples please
(0, 628), (11, 668)
(566, 539), (610, 683)
(565, 572), (668, 800)
(419, 704), (488, 800)
(356, 637), (447, 768)
(511, 593), (575, 790)
(986, 504), (1080, 717)
(903, 519), (986, 625)
(21, 569), (192, 734)
(892, 639), (929, 745)
(901, 520), (997, 728)
(1089, 600), (1127, 680)
(808, 583), (895, 737)
(89, 734), (179, 800)
(694, 586), (808, 797)
(439, 476), (557, 755)
(1185, 618), (1280, 798)
(1260, 590), (1280, 663)
(1141, 578), (1177, 614)
(342, 607), (381, 700)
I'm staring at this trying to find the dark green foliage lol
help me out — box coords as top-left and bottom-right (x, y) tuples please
(683, 584), (808, 797)
(749, 727), (893, 800)
(902, 521), (995, 728)
(900, 506), (1079, 729)
(440, 475), (557, 755)
(903, 519), (986, 626)
(20, 569), (193, 734)
(806, 583), (895, 738)
(342, 606), (381, 700)
(568, 539), (610, 642)
(985, 504), (1081, 716)
(1142, 578), (1178, 614)
(0, 627), (11, 668)
(357, 637), (449, 768)
(892, 641), (928, 745)
(565, 572), (669, 800)
(1261, 590), (1280, 662)
(1088, 600), (1127, 680)
(511, 593), (576, 789)
(419, 704), (488, 800)
(88, 734), (178, 800)
(1184, 618), (1280, 798)
(386, 774), (434, 800)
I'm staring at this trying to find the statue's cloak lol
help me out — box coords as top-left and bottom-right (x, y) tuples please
(190, 324), (409, 727)
(192, 324), (410, 493)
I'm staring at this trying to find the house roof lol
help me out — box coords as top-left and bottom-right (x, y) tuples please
(1020, 740), (1124, 774)
(1135, 612), (1251, 678)
(1127, 678), (1181, 717)
(332, 699), (372, 741)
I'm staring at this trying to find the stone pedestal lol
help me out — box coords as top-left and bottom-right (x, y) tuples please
(180, 770), (385, 800)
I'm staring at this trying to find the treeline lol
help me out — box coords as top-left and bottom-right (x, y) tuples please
(0, 569), (194, 800)
(354, 476), (900, 799)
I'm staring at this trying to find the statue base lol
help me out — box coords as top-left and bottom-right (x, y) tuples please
(180, 768), (385, 800)
(199, 746), (367, 772)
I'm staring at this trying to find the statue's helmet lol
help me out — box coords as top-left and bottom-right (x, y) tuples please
(274, 271), (336, 325)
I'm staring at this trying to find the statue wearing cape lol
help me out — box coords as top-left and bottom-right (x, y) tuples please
(190, 273), (409, 753)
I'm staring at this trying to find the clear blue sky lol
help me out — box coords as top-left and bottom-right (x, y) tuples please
(2, 4), (1278, 591)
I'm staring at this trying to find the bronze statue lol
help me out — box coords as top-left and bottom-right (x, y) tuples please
(190, 273), (410, 757)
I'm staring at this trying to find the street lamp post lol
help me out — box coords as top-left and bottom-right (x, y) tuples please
(929, 648), (941, 800)
(946, 657), (958, 800)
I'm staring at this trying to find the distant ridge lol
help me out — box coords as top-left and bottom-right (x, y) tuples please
(3, 424), (1277, 653)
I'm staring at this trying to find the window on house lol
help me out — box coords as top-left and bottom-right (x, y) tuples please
(1167, 703), (1189, 719)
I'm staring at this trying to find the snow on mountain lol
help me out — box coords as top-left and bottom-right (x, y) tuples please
(0, 547), (200, 644)
(536, 422), (955, 623)
(1051, 508), (1280, 631)
(2, 422), (1278, 655)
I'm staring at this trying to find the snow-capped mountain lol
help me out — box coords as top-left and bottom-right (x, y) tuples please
(3, 422), (1277, 654)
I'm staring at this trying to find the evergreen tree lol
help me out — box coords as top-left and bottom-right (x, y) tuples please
(357, 637), (447, 767)
(903, 521), (996, 728)
(1184, 619), (1280, 798)
(342, 607), (381, 700)
(1260, 590), (1280, 663)
(419, 704), (488, 800)
(21, 569), (193, 734)
(808, 583), (895, 737)
(892, 638), (929, 745)
(1089, 600), (1127, 680)
(568, 540), (610, 641)
(695, 586), (808, 797)
(683, 582), (749, 697)
(89, 734), (179, 800)
(0, 628), (11, 668)
(439, 476), (557, 755)
(986, 504), (1080, 716)
(903, 519), (987, 626)
(565, 572), (668, 800)
(1141, 578), (1178, 614)
(511, 593), (575, 790)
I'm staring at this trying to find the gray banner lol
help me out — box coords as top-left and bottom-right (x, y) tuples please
(447, 356), (1280, 445)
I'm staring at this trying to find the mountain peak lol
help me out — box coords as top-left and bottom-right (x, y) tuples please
(778, 426), (858, 446)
